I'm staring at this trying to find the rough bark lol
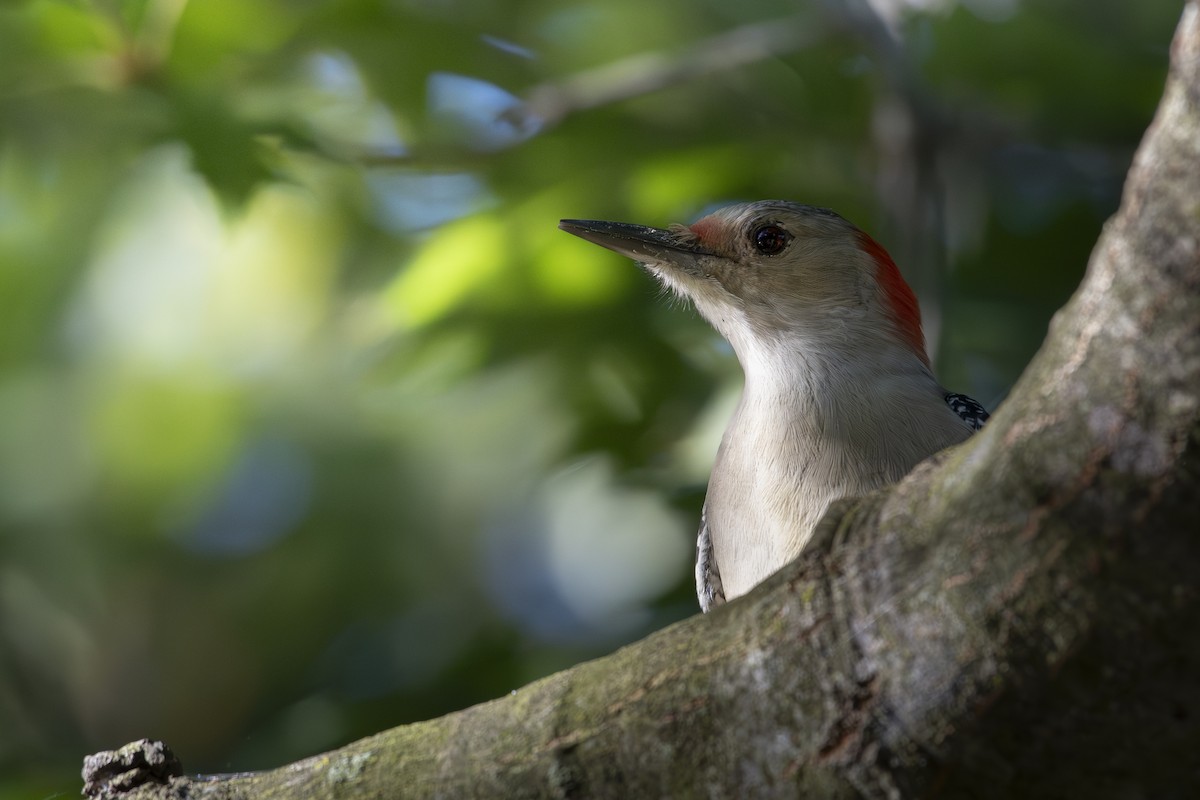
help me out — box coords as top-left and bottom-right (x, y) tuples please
(86, 4), (1200, 798)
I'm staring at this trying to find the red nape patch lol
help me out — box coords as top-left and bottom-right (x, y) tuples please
(856, 231), (929, 366)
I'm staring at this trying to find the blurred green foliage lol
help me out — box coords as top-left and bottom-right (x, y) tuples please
(0, 0), (1180, 795)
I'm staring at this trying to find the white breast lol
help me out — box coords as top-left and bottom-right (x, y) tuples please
(703, 357), (972, 602)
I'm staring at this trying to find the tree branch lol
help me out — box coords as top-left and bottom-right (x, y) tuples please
(513, 14), (826, 130)
(86, 3), (1200, 798)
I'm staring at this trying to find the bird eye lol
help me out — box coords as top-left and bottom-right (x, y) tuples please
(751, 224), (789, 255)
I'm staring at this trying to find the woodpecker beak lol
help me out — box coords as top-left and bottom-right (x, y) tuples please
(559, 219), (713, 271)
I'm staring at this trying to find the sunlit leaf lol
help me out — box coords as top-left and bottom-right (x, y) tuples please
(381, 214), (508, 327)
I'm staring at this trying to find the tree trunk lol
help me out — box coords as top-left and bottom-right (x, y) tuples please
(84, 4), (1200, 798)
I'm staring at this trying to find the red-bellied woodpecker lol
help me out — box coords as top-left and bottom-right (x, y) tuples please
(560, 201), (989, 612)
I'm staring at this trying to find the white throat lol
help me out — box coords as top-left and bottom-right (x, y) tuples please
(702, 332), (964, 601)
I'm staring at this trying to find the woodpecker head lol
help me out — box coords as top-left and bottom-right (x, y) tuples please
(560, 201), (929, 371)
